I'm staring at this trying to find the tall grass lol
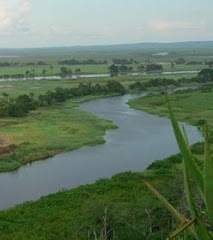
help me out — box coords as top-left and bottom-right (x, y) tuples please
(145, 95), (213, 239)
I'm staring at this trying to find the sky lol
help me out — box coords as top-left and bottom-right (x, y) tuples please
(0, 0), (213, 48)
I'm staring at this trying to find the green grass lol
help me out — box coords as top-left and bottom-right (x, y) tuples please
(0, 63), (204, 77)
(162, 63), (206, 72)
(0, 64), (110, 76)
(128, 89), (213, 129)
(0, 95), (117, 172)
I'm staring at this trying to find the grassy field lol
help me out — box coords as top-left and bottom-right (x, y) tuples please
(128, 88), (213, 129)
(0, 63), (206, 77)
(0, 95), (117, 172)
(0, 70), (200, 98)
(0, 75), (205, 172)
(0, 64), (110, 76)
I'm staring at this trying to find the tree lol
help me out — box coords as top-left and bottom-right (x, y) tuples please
(145, 64), (163, 73)
(198, 69), (213, 82)
(42, 69), (47, 76)
(108, 65), (119, 76)
(75, 68), (81, 73)
(137, 64), (145, 71)
(25, 70), (31, 77)
(175, 58), (186, 64)
(53, 87), (67, 102)
(29, 92), (34, 100)
(7, 103), (26, 117)
(2, 92), (9, 102)
(106, 81), (125, 95)
(119, 65), (128, 73)
(60, 67), (72, 76)
(49, 65), (53, 75)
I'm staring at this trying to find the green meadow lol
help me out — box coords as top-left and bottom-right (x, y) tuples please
(0, 95), (117, 172)
(128, 88), (213, 129)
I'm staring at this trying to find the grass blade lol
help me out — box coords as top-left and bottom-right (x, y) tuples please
(182, 126), (212, 239)
(145, 181), (197, 238)
(166, 95), (204, 195)
(145, 181), (184, 222)
(166, 218), (195, 240)
(182, 125), (196, 216)
(183, 159), (196, 218)
(196, 218), (213, 240)
(204, 123), (213, 225)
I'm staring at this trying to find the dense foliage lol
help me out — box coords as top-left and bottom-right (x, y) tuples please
(112, 58), (138, 65)
(0, 154), (185, 240)
(145, 64), (163, 72)
(129, 78), (180, 91)
(129, 68), (213, 91)
(58, 59), (107, 65)
(0, 81), (126, 117)
(0, 61), (47, 67)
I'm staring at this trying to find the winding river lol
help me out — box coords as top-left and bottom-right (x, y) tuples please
(0, 92), (203, 210)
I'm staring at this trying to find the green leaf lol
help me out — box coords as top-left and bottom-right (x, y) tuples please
(181, 126), (212, 239)
(195, 218), (213, 240)
(145, 181), (184, 221)
(181, 126), (196, 216)
(204, 123), (213, 225)
(145, 181), (197, 238)
(166, 95), (204, 196)
(167, 218), (195, 239)
(183, 159), (196, 218)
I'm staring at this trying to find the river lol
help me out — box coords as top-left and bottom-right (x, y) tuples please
(0, 92), (203, 210)
(0, 70), (199, 82)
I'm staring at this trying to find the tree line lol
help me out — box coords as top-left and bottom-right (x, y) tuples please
(129, 68), (213, 90)
(112, 58), (138, 65)
(108, 63), (163, 76)
(129, 78), (179, 90)
(58, 59), (107, 65)
(0, 61), (47, 67)
(1, 68), (213, 117)
(0, 81), (125, 117)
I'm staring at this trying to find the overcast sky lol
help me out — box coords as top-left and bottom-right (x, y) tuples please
(0, 0), (213, 48)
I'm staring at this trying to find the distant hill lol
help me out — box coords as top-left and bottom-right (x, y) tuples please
(0, 41), (212, 59)
(77, 41), (213, 51)
(0, 41), (213, 52)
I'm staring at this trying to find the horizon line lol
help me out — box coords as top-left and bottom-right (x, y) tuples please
(0, 40), (213, 50)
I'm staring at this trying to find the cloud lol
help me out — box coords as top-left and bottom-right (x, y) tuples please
(150, 20), (206, 33)
(0, 0), (31, 33)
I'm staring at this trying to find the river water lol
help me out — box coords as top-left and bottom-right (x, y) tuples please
(0, 93), (203, 210)
(0, 70), (199, 82)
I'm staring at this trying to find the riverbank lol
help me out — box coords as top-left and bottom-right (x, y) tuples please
(0, 87), (205, 239)
(0, 153), (185, 239)
(128, 87), (213, 162)
(128, 87), (213, 130)
(0, 91), (202, 211)
(0, 94), (118, 172)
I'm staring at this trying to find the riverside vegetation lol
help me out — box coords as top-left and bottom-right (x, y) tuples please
(146, 97), (213, 239)
(0, 68), (212, 172)
(0, 81), (125, 172)
(0, 74), (213, 238)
